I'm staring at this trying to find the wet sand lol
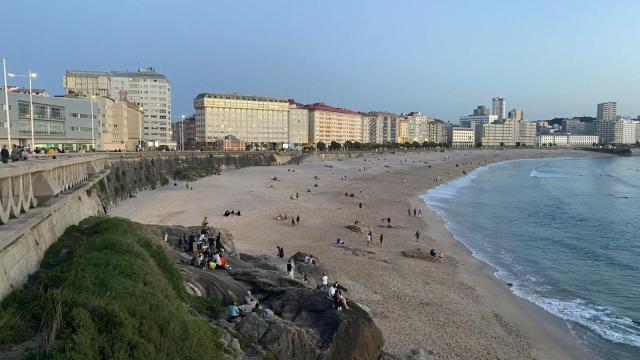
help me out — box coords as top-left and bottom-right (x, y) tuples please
(112, 149), (601, 359)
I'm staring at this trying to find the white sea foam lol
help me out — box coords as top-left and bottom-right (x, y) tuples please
(420, 158), (640, 351)
(530, 169), (568, 178)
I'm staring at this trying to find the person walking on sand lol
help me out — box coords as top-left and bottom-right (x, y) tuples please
(413, 208), (417, 217)
(292, 218), (296, 227)
(359, 202), (362, 209)
(379, 233), (384, 245)
(296, 215), (300, 225)
(366, 232), (372, 246)
(415, 229), (421, 241)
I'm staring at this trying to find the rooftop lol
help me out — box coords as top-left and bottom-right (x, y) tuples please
(302, 103), (360, 115)
(195, 92), (289, 103)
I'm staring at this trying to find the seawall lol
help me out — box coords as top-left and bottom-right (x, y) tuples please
(0, 151), (288, 300)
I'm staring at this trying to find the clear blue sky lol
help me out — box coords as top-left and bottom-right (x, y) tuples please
(4, 0), (639, 122)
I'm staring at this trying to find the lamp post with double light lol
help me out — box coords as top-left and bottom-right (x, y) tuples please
(138, 105), (144, 151)
(7, 71), (37, 149)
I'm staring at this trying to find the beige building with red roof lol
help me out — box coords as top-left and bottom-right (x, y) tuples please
(304, 103), (364, 145)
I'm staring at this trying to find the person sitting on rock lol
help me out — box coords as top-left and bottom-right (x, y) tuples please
(245, 291), (257, 306)
(333, 289), (350, 311)
(227, 302), (242, 321)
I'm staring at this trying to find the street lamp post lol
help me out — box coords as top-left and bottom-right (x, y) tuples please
(9, 71), (38, 149)
(2, 59), (11, 146)
(138, 106), (144, 151)
(89, 95), (95, 150)
(181, 114), (185, 151)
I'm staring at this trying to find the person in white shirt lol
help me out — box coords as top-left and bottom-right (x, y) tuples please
(328, 284), (336, 297)
(321, 272), (328, 290)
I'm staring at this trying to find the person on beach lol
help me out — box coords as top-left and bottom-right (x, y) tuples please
(387, 217), (391, 227)
(292, 218), (296, 227)
(418, 209), (422, 217)
(296, 215), (300, 225)
(359, 202), (362, 209)
(336, 238), (344, 246)
(321, 272), (328, 290)
(202, 217), (209, 228)
(438, 249), (444, 261)
(413, 208), (417, 217)
(366, 232), (372, 246)
(379, 233), (384, 245)
(287, 259), (295, 279)
(415, 229), (421, 241)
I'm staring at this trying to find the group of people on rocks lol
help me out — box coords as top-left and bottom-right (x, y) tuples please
(227, 290), (274, 322)
(178, 218), (229, 271)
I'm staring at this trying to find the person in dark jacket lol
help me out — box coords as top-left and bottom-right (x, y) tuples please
(1, 145), (9, 164)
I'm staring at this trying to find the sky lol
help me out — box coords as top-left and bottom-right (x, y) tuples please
(3, 0), (639, 122)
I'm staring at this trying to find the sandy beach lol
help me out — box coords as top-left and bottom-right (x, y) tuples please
(112, 149), (602, 359)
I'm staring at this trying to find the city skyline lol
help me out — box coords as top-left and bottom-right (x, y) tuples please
(3, 0), (640, 122)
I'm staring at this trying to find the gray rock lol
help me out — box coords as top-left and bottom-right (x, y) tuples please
(235, 313), (269, 342)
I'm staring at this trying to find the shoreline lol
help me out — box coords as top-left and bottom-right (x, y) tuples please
(111, 149), (608, 358)
(414, 167), (595, 360)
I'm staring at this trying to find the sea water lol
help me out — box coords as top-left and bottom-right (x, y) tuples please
(422, 156), (640, 360)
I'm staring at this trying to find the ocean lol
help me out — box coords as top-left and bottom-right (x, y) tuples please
(422, 156), (640, 360)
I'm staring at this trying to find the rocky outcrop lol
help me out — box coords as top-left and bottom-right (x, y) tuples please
(155, 226), (384, 360)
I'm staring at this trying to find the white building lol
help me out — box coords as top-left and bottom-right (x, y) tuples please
(194, 93), (289, 148)
(64, 68), (174, 147)
(110, 68), (172, 146)
(492, 97), (506, 120)
(449, 127), (475, 148)
(537, 134), (599, 147)
(460, 114), (498, 145)
(482, 119), (536, 146)
(597, 102), (617, 121)
(614, 120), (637, 144)
(287, 102), (309, 148)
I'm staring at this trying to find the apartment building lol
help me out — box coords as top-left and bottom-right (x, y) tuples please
(449, 127), (475, 148)
(194, 93), (289, 147)
(537, 134), (599, 147)
(305, 103), (363, 145)
(95, 96), (142, 151)
(64, 70), (111, 97)
(287, 102), (309, 148)
(482, 119), (536, 146)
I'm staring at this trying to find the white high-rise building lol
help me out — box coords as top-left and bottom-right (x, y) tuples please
(64, 67), (173, 146)
(110, 68), (172, 145)
(597, 102), (617, 121)
(492, 97), (506, 120)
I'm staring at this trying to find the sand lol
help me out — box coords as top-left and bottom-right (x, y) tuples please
(112, 149), (601, 359)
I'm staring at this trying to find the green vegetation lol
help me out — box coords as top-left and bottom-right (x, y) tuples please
(0, 216), (222, 359)
(159, 175), (170, 186)
(173, 165), (217, 181)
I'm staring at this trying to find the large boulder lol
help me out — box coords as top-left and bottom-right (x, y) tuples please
(156, 224), (384, 359)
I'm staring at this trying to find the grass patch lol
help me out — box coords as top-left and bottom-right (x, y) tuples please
(173, 165), (217, 181)
(0, 216), (222, 358)
(159, 176), (169, 186)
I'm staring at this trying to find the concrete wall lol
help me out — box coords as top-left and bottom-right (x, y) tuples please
(0, 172), (106, 300)
(0, 151), (290, 300)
